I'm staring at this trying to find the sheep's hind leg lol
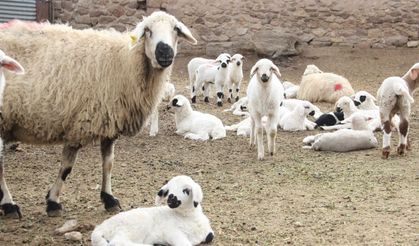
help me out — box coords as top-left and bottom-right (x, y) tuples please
(46, 143), (81, 217)
(100, 138), (121, 213)
(397, 117), (409, 155)
(0, 145), (21, 219)
(382, 120), (392, 159)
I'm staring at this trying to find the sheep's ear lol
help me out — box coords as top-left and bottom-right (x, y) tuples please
(1, 55), (24, 74)
(191, 183), (203, 208)
(410, 68), (419, 81)
(271, 64), (282, 78)
(365, 91), (377, 101)
(155, 184), (169, 205)
(175, 21), (197, 45)
(250, 64), (259, 78)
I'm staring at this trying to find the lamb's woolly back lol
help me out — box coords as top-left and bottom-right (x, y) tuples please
(1, 21), (168, 144)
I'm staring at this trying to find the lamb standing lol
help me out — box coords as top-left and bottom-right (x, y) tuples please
(169, 95), (226, 140)
(247, 59), (284, 160)
(0, 50), (24, 219)
(91, 175), (214, 246)
(0, 11), (197, 217)
(226, 54), (245, 103)
(149, 82), (176, 136)
(377, 62), (419, 158)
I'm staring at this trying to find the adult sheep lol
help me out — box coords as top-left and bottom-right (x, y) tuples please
(0, 11), (197, 218)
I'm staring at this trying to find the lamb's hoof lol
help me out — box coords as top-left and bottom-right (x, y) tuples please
(217, 101), (223, 107)
(46, 200), (63, 217)
(1, 203), (22, 219)
(397, 144), (406, 155)
(382, 147), (390, 159)
(227, 98), (231, 103)
(191, 96), (196, 104)
(101, 191), (121, 213)
(235, 96), (239, 102)
(204, 97), (209, 103)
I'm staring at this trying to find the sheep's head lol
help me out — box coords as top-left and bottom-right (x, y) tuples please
(335, 96), (354, 113)
(352, 90), (376, 107)
(303, 64), (322, 76)
(130, 11), (197, 69)
(215, 53), (231, 69)
(250, 58), (281, 84)
(406, 62), (419, 86)
(155, 175), (203, 211)
(0, 49), (25, 75)
(302, 102), (316, 117)
(167, 94), (190, 111)
(230, 54), (245, 67)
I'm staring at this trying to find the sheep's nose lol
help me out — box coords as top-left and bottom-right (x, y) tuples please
(336, 107), (342, 112)
(168, 194), (174, 199)
(155, 42), (174, 68)
(221, 63), (227, 68)
(261, 74), (269, 82)
(237, 61), (241, 66)
(354, 100), (361, 106)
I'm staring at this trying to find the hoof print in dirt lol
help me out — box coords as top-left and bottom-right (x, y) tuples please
(1, 203), (22, 219)
(101, 191), (121, 212)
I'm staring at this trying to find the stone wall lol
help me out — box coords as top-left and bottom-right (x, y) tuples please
(53, 0), (419, 57)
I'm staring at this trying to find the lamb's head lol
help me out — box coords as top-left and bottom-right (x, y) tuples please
(215, 53), (231, 69)
(302, 102), (316, 117)
(352, 90), (376, 108)
(167, 94), (191, 112)
(0, 49), (25, 75)
(250, 58), (281, 84)
(130, 11), (197, 69)
(303, 64), (322, 76)
(155, 175), (203, 211)
(230, 54), (245, 67)
(335, 96), (356, 114)
(403, 62), (419, 88)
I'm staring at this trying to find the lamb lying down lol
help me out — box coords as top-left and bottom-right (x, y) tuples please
(91, 175), (214, 246)
(303, 114), (378, 152)
(169, 95), (226, 140)
(225, 116), (267, 137)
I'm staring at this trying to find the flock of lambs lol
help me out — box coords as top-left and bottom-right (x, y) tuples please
(0, 10), (418, 246)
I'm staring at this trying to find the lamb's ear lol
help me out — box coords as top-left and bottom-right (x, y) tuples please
(191, 183), (203, 208)
(410, 68), (419, 81)
(271, 64), (282, 78)
(175, 21), (197, 45)
(365, 91), (377, 101)
(1, 55), (24, 75)
(155, 184), (169, 205)
(250, 64), (259, 78)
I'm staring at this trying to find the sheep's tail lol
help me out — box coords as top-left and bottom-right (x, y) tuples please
(393, 83), (414, 103)
(91, 228), (109, 246)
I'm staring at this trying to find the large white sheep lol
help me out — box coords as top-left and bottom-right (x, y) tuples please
(247, 59), (284, 160)
(278, 103), (316, 131)
(0, 49), (24, 219)
(226, 54), (245, 103)
(297, 64), (355, 103)
(0, 11), (197, 218)
(91, 175), (214, 246)
(149, 82), (176, 136)
(303, 114), (378, 152)
(377, 62), (419, 158)
(169, 95), (226, 140)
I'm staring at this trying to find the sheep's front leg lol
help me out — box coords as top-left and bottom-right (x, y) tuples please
(215, 81), (224, 107)
(252, 116), (264, 160)
(381, 120), (392, 159)
(46, 143), (81, 217)
(227, 82), (234, 103)
(191, 77), (200, 104)
(100, 138), (121, 212)
(0, 142), (21, 219)
(266, 117), (277, 156)
(235, 81), (242, 102)
(249, 117), (256, 148)
(149, 109), (159, 137)
(203, 82), (210, 103)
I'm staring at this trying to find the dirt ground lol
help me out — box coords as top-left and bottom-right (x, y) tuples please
(0, 47), (418, 245)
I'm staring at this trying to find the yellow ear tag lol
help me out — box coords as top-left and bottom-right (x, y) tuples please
(130, 35), (138, 46)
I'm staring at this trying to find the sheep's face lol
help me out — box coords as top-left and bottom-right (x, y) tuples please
(335, 96), (353, 112)
(230, 54), (244, 67)
(303, 64), (322, 76)
(302, 103), (316, 116)
(250, 58), (281, 84)
(131, 11), (197, 69)
(216, 54), (231, 69)
(0, 50), (25, 75)
(167, 94), (189, 111)
(155, 175), (203, 210)
(352, 91), (376, 107)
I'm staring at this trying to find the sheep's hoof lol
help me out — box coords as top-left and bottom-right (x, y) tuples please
(382, 147), (390, 159)
(204, 97), (209, 103)
(46, 200), (63, 217)
(397, 144), (406, 155)
(235, 96), (239, 102)
(101, 191), (121, 213)
(191, 96), (196, 103)
(217, 101), (223, 107)
(1, 203), (22, 219)
(227, 98), (231, 103)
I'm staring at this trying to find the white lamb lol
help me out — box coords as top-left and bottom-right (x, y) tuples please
(149, 82), (176, 136)
(283, 81), (300, 99)
(169, 95), (226, 140)
(226, 54), (245, 103)
(225, 116), (267, 137)
(223, 96), (249, 116)
(91, 175), (214, 246)
(247, 59), (284, 160)
(188, 53), (230, 103)
(278, 102), (316, 131)
(280, 98), (323, 119)
(303, 113), (378, 152)
(352, 90), (378, 110)
(192, 55), (230, 106)
(377, 62), (419, 158)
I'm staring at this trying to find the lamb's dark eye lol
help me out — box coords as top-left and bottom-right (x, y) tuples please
(182, 188), (190, 195)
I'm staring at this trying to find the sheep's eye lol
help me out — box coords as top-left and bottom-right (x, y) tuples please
(174, 26), (181, 34)
(145, 27), (152, 37)
(182, 188), (190, 195)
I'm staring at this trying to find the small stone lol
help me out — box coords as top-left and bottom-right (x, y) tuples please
(407, 41), (419, 48)
(55, 219), (78, 234)
(64, 231), (82, 242)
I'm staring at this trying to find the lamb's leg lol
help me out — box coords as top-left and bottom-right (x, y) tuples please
(249, 117), (256, 148)
(382, 120), (392, 159)
(100, 138), (121, 212)
(397, 117), (409, 155)
(0, 145), (21, 219)
(203, 82), (210, 103)
(216, 81), (224, 107)
(235, 82), (241, 102)
(227, 82), (234, 103)
(253, 116), (264, 160)
(46, 143), (81, 217)
(149, 109), (159, 137)
(191, 76), (200, 103)
(266, 118), (277, 156)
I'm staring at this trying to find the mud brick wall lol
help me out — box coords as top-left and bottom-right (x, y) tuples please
(53, 0), (419, 56)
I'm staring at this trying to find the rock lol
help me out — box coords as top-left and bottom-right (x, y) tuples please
(55, 219), (78, 235)
(252, 30), (302, 58)
(384, 35), (408, 47)
(74, 15), (91, 25)
(98, 16), (116, 24)
(407, 41), (419, 48)
(64, 231), (82, 242)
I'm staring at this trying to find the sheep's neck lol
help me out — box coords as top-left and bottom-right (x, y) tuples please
(175, 106), (193, 125)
